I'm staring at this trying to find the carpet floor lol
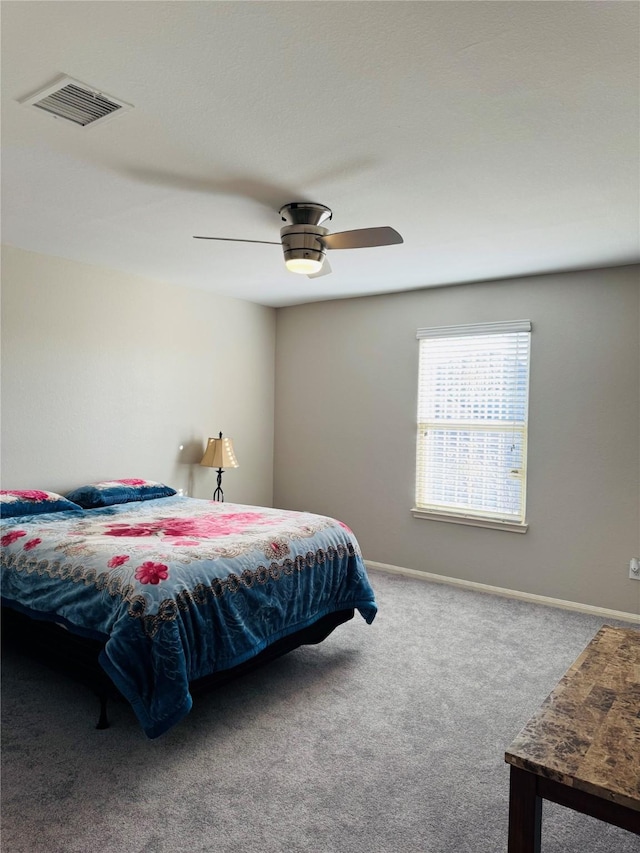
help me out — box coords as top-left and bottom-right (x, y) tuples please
(1, 568), (638, 853)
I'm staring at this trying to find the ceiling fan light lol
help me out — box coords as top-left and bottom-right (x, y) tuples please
(285, 257), (324, 275)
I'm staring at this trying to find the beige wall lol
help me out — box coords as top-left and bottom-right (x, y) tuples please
(274, 265), (640, 614)
(1, 246), (275, 506)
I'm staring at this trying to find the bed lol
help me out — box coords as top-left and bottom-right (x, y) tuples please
(1, 489), (377, 738)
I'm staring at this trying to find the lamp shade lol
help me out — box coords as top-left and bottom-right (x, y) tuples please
(200, 435), (239, 470)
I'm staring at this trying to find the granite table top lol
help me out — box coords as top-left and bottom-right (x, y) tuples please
(505, 624), (640, 812)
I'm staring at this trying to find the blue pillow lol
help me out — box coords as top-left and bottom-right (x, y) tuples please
(65, 479), (176, 509)
(0, 489), (82, 518)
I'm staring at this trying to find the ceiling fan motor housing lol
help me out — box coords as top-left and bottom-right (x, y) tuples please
(279, 203), (333, 269)
(280, 224), (329, 266)
(279, 202), (332, 227)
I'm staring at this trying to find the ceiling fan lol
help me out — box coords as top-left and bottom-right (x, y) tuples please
(194, 202), (403, 278)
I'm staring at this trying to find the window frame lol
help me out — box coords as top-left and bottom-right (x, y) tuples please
(412, 320), (531, 533)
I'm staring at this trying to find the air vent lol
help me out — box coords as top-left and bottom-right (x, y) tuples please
(19, 76), (133, 128)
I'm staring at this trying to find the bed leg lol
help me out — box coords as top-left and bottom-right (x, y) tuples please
(95, 694), (110, 729)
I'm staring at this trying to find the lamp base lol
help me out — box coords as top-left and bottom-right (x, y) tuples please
(212, 468), (224, 502)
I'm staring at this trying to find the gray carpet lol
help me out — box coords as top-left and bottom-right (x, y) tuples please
(1, 569), (638, 853)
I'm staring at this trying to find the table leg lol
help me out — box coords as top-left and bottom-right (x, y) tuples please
(508, 765), (542, 853)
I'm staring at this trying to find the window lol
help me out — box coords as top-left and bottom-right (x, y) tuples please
(413, 320), (531, 532)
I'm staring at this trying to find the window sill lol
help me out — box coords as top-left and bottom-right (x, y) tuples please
(411, 508), (528, 534)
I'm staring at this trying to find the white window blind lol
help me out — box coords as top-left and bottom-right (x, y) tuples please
(415, 321), (531, 527)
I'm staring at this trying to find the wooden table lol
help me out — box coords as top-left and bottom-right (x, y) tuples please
(505, 625), (640, 852)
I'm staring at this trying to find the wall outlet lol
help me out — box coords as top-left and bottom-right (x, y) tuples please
(630, 558), (640, 580)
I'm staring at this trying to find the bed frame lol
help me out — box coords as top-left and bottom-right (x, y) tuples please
(1, 605), (354, 730)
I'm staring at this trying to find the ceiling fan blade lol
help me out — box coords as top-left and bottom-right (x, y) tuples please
(307, 258), (333, 279)
(322, 226), (403, 250)
(193, 236), (280, 245)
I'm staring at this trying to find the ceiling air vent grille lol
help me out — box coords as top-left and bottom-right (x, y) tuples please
(19, 76), (133, 128)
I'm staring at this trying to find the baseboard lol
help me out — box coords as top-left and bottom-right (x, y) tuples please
(364, 560), (640, 625)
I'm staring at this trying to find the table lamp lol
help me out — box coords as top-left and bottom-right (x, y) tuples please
(200, 432), (239, 501)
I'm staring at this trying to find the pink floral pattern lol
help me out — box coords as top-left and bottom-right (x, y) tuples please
(116, 479), (147, 486)
(23, 538), (42, 551)
(135, 561), (169, 585)
(1, 530), (27, 547)
(104, 512), (271, 541)
(107, 554), (130, 568)
(1, 489), (51, 502)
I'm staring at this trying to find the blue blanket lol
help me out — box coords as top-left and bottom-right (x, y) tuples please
(1, 497), (377, 737)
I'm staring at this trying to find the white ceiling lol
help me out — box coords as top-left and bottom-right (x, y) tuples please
(1, 1), (638, 308)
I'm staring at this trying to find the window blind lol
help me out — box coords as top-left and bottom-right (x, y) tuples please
(415, 321), (531, 525)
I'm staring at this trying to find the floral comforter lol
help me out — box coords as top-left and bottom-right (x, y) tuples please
(0, 496), (377, 737)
